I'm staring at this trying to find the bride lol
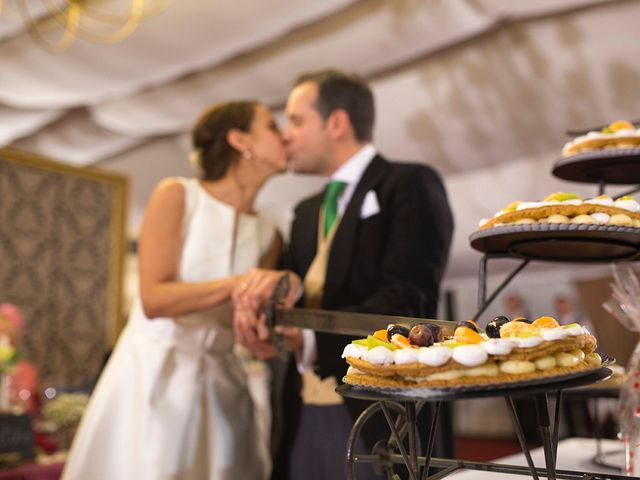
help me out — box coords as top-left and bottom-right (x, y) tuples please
(63, 100), (288, 480)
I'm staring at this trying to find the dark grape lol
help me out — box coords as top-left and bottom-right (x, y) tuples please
(486, 316), (509, 338)
(424, 323), (443, 343)
(409, 324), (434, 347)
(386, 324), (410, 342)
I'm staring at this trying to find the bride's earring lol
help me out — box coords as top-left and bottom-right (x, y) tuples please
(242, 150), (252, 160)
(189, 148), (202, 170)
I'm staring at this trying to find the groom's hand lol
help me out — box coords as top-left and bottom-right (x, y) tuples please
(232, 268), (302, 311)
(232, 269), (303, 357)
(233, 304), (277, 359)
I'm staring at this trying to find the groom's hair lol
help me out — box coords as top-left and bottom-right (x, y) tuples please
(293, 69), (374, 143)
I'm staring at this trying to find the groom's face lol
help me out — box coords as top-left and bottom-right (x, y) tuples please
(283, 82), (332, 176)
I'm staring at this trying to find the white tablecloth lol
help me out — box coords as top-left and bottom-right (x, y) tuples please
(447, 437), (624, 479)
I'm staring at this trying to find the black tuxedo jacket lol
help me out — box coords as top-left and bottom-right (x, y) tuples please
(285, 154), (453, 379)
(272, 154), (454, 477)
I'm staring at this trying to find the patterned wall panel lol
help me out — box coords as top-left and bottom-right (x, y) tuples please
(0, 148), (127, 390)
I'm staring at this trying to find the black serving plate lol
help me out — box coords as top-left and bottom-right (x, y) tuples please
(337, 363), (613, 403)
(469, 223), (640, 262)
(552, 148), (640, 184)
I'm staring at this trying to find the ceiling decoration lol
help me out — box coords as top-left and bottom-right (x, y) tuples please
(2, 0), (638, 279)
(0, 0), (171, 53)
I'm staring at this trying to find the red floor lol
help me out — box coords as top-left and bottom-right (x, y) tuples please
(455, 437), (532, 462)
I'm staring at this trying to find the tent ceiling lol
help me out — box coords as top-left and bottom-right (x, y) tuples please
(2, 0), (639, 280)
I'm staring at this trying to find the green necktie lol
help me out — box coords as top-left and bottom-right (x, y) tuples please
(323, 180), (347, 238)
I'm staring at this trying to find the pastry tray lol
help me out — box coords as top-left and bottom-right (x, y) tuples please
(552, 148), (640, 184)
(337, 365), (612, 403)
(469, 223), (640, 262)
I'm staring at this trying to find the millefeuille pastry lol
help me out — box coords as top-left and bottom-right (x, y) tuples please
(562, 120), (640, 156)
(342, 316), (601, 389)
(477, 192), (640, 230)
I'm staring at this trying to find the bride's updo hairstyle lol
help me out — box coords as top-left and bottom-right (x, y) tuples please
(191, 100), (258, 181)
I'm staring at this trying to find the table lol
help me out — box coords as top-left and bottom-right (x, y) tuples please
(0, 462), (63, 480)
(448, 438), (623, 479)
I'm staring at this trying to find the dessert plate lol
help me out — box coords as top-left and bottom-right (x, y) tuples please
(469, 223), (640, 262)
(553, 148), (640, 184)
(338, 356), (615, 402)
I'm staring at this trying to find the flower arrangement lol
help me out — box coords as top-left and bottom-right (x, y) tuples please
(0, 341), (18, 374)
(0, 303), (24, 375)
(0, 303), (23, 410)
(40, 392), (90, 451)
(41, 393), (90, 430)
(0, 303), (23, 374)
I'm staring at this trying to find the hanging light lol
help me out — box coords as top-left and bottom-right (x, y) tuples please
(0, 0), (172, 53)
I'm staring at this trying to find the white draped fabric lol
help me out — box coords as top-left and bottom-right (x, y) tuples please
(0, 105), (62, 145)
(2, 0), (639, 278)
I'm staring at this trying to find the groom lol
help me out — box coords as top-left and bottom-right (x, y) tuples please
(234, 69), (454, 480)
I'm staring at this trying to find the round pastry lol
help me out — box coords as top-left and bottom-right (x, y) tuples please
(562, 120), (640, 157)
(342, 316), (601, 389)
(477, 192), (640, 230)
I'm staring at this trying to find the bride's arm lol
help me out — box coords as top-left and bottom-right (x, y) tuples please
(259, 230), (283, 269)
(138, 178), (239, 319)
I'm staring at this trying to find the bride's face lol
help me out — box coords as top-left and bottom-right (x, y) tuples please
(243, 105), (288, 175)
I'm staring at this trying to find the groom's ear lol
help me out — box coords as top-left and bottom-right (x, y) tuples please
(326, 108), (352, 141)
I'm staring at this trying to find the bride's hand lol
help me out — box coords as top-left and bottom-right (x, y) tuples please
(233, 304), (277, 359)
(232, 269), (302, 311)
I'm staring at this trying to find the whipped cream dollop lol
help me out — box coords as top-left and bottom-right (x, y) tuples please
(481, 338), (514, 356)
(418, 345), (452, 367)
(395, 348), (420, 365)
(540, 328), (568, 341)
(342, 344), (367, 359)
(616, 128), (638, 137)
(615, 198), (640, 212)
(585, 197), (615, 207)
(563, 324), (587, 336)
(516, 201), (546, 211)
(365, 346), (395, 365)
(510, 335), (544, 349)
(452, 344), (488, 367)
(585, 131), (608, 139)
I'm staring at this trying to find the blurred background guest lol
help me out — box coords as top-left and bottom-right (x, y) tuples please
(554, 294), (594, 330)
(503, 292), (530, 319)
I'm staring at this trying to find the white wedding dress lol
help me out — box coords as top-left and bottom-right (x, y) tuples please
(62, 177), (275, 480)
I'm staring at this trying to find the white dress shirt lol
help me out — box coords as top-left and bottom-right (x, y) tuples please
(297, 144), (377, 373)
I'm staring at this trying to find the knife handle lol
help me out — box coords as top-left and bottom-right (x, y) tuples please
(264, 272), (291, 354)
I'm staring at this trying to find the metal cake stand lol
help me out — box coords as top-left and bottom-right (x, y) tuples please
(552, 148), (640, 192)
(468, 224), (640, 321)
(337, 367), (620, 480)
(469, 145), (640, 321)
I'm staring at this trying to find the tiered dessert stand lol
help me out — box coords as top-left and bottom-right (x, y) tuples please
(470, 146), (640, 321)
(338, 143), (640, 479)
(338, 366), (613, 480)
